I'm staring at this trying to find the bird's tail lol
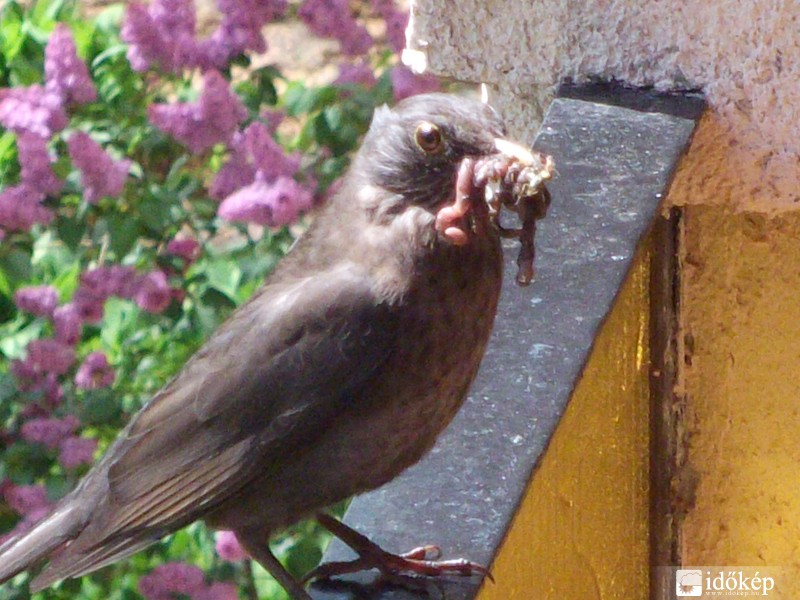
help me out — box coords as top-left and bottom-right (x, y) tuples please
(0, 503), (82, 586)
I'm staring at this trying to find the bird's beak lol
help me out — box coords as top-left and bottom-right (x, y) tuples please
(493, 138), (536, 166)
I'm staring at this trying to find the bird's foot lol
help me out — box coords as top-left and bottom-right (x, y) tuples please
(305, 514), (492, 584)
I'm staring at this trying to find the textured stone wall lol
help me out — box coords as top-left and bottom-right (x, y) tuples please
(407, 0), (800, 211)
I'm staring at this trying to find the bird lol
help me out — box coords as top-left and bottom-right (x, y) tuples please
(0, 93), (531, 599)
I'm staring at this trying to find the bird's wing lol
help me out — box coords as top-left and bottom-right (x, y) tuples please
(44, 262), (396, 568)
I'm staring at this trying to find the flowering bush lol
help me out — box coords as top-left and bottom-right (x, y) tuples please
(0, 0), (440, 598)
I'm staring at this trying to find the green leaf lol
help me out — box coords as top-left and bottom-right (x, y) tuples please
(105, 213), (141, 259)
(205, 258), (242, 300)
(0, 3), (25, 62)
(283, 82), (338, 116)
(138, 195), (174, 234)
(0, 319), (44, 359)
(0, 247), (32, 285)
(78, 389), (124, 427)
(55, 213), (87, 251)
(2, 442), (53, 484)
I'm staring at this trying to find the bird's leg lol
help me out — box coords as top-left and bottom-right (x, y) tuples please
(236, 530), (312, 600)
(303, 513), (492, 584)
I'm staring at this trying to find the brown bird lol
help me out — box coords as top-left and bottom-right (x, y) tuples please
(0, 93), (530, 599)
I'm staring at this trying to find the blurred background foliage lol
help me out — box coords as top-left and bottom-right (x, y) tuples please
(0, 0), (442, 597)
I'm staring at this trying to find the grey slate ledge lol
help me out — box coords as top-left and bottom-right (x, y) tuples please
(309, 83), (704, 600)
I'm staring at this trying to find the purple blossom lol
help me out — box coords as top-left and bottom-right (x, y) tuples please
(17, 133), (63, 195)
(58, 436), (98, 468)
(194, 583), (239, 600)
(210, 121), (300, 200)
(67, 132), (130, 204)
(390, 65), (440, 101)
(194, 0), (287, 69)
(15, 371), (64, 407)
(335, 61), (377, 87)
(13, 285), (59, 317)
(139, 562), (205, 600)
(53, 303), (83, 345)
(71, 290), (105, 323)
(214, 530), (248, 562)
(72, 265), (137, 322)
(80, 265), (138, 300)
(41, 373), (64, 407)
(382, 8), (408, 53)
(298, 0), (373, 56)
(261, 108), (285, 133)
(132, 270), (172, 313)
(24, 339), (76, 376)
(20, 415), (79, 449)
(167, 236), (200, 263)
(4, 484), (49, 517)
(219, 173), (313, 227)
(121, 0), (196, 73)
(75, 351), (116, 389)
(149, 71), (246, 153)
(44, 23), (97, 105)
(0, 184), (54, 231)
(10, 359), (42, 392)
(0, 85), (68, 138)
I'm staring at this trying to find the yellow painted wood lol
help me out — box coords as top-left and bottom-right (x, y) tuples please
(477, 244), (651, 600)
(681, 207), (800, 599)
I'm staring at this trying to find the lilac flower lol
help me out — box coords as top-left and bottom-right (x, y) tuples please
(390, 65), (440, 101)
(71, 289), (106, 323)
(298, 0), (373, 56)
(132, 270), (172, 313)
(15, 371), (65, 408)
(75, 351), (115, 389)
(167, 236), (200, 263)
(194, 583), (239, 600)
(53, 303), (83, 345)
(261, 108), (285, 133)
(382, 8), (408, 53)
(20, 415), (79, 449)
(13, 285), (59, 317)
(17, 133), (63, 195)
(0, 185), (54, 231)
(44, 23), (97, 105)
(4, 484), (49, 517)
(41, 373), (64, 407)
(72, 265), (137, 322)
(58, 436), (98, 468)
(24, 339), (76, 376)
(0, 85), (68, 138)
(219, 173), (313, 227)
(121, 0), (196, 73)
(210, 121), (301, 200)
(149, 71), (246, 153)
(214, 530), (248, 562)
(80, 265), (138, 300)
(139, 562), (205, 600)
(10, 359), (42, 392)
(67, 132), (130, 204)
(335, 61), (377, 87)
(194, 0), (287, 69)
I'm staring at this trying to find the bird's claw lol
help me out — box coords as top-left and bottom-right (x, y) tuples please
(308, 514), (492, 586)
(303, 548), (492, 585)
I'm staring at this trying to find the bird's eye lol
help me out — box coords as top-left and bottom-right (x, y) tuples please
(414, 122), (443, 154)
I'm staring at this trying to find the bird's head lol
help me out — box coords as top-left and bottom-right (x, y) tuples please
(353, 93), (526, 213)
